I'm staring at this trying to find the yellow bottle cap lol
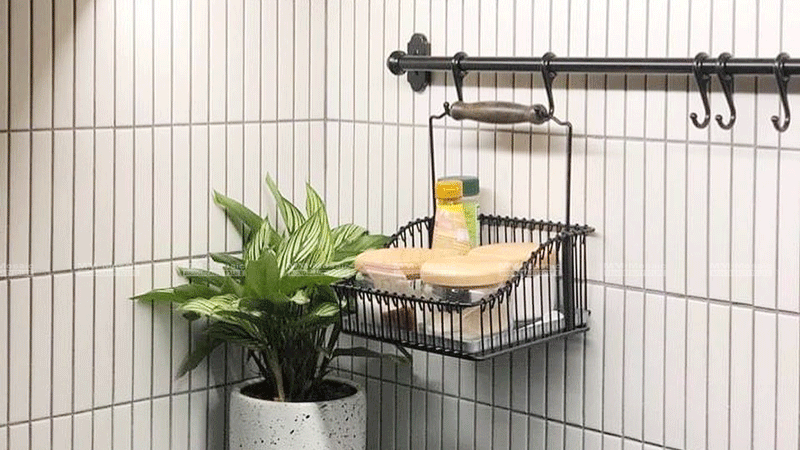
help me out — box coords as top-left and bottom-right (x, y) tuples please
(435, 180), (463, 200)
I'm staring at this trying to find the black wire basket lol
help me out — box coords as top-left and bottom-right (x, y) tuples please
(333, 99), (594, 360)
(332, 215), (593, 360)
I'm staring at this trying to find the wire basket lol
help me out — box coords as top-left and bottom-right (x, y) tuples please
(332, 215), (593, 360)
(333, 99), (594, 359)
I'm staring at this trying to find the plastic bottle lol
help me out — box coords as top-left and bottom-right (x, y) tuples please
(431, 180), (471, 254)
(439, 176), (480, 247)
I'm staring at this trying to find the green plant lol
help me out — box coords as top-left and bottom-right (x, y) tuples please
(134, 175), (407, 402)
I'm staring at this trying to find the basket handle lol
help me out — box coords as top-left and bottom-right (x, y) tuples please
(449, 101), (550, 124)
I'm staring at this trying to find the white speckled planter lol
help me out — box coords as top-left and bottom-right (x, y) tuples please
(229, 378), (366, 450)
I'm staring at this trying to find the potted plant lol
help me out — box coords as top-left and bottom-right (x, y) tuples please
(134, 175), (407, 450)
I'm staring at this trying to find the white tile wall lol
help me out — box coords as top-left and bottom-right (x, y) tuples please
(1, 0), (320, 447)
(4, 0), (800, 449)
(324, 1), (800, 449)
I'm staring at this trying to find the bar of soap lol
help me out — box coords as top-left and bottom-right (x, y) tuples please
(420, 255), (516, 288)
(355, 248), (459, 278)
(468, 242), (555, 268)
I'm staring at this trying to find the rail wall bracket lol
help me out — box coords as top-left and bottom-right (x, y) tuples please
(404, 33), (431, 92)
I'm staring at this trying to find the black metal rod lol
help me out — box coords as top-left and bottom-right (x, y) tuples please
(388, 53), (800, 76)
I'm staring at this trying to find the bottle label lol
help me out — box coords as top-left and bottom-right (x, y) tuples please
(432, 203), (471, 253)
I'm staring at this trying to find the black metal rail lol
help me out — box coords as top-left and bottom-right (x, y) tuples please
(388, 54), (800, 76)
(389, 33), (795, 131)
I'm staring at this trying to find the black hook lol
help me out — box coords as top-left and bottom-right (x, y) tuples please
(771, 52), (791, 132)
(451, 52), (468, 102)
(541, 52), (557, 118)
(714, 52), (736, 130)
(690, 52), (712, 128)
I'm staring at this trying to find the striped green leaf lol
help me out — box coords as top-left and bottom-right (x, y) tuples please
(176, 267), (229, 288)
(322, 267), (357, 279)
(265, 174), (305, 234)
(305, 182), (326, 217)
(178, 294), (240, 319)
(331, 223), (367, 248)
(277, 208), (327, 275)
(245, 219), (278, 261)
(213, 191), (263, 241)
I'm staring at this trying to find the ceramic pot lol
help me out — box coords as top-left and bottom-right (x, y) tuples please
(229, 378), (366, 450)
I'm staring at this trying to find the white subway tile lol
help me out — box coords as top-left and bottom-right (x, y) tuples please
(753, 311), (777, 450)
(583, 285), (605, 430)
(95, 129), (114, 267)
(731, 146), (755, 304)
(114, 130), (133, 265)
(622, 291), (644, 439)
(604, 140), (624, 284)
(52, 131), (73, 272)
(132, 400), (151, 449)
(152, 0), (171, 125)
(152, 262), (172, 397)
(242, 0), (260, 122)
(114, 267), (133, 403)
(51, 274), (73, 416)
(603, 287), (624, 435)
(663, 295), (686, 448)
(31, 0), (52, 129)
(686, 144), (708, 298)
(132, 265), (153, 400)
(9, 133), (30, 276)
(293, 0), (310, 120)
(74, 0), (94, 127)
(226, 0), (244, 122)
(30, 276), (51, 420)
(73, 272), (93, 411)
(225, 125), (244, 251)
(113, 404), (132, 450)
(73, 131), (94, 270)
(53, 0), (74, 128)
(173, 0), (191, 124)
(10, 0), (30, 129)
(685, 300), (708, 450)
(52, 415), (72, 450)
(190, 126), (209, 256)
(115, 0), (134, 126)
(778, 151), (800, 312)
(0, 0), (7, 130)
(707, 303), (730, 449)
(30, 132), (51, 274)
(189, 391), (208, 450)
(95, 0), (114, 127)
(31, 419), (50, 450)
(171, 393), (189, 450)
(191, 0), (209, 122)
(0, 136), (6, 275)
(0, 282), (5, 425)
(624, 141), (644, 287)
(94, 269), (114, 408)
(753, 149), (778, 308)
(8, 424), (28, 450)
(172, 127), (190, 259)
(94, 407), (112, 450)
(277, 0), (295, 120)
(642, 293), (665, 445)
(776, 315), (799, 450)
(208, 125), (226, 253)
(9, 279), (30, 422)
(729, 306), (753, 450)
(708, 145), (731, 301)
(152, 397), (170, 449)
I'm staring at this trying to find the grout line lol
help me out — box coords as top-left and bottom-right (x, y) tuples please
(0, 378), (258, 429)
(334, 368), (686, 450)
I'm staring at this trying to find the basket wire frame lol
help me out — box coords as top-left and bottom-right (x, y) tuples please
(332, 101), (594, 360)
